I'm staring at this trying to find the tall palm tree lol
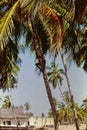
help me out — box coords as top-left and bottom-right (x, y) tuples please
(24, 1), (65, 129)
(59, 1), (87, 129)
(27, 16), (59, 130)
(47, 60), (78, 126)
(59, 47), (80, 130)
(62, 0), (87, 72)
(0, 1), (63, 129)
(1, 1), (84, 130)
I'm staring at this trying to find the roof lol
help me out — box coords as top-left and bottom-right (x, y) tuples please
(0, 108), (28, 119)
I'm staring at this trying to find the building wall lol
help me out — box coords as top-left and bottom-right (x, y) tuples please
(29, 117), (54, 128)
(0, 118), (29, 127)
(0, 117), (54, 128)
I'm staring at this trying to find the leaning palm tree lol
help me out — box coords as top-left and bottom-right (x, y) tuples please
(23, 1), (64, 130)
(59, 48), (80, 130)
(58, 1), (87, 129)
(27, 16), (59, 130)
(0, 1), (63, 130)
(0, 1), (83, 130)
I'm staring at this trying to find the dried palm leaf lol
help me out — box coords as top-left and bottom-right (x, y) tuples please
(36, 5), (63, 54)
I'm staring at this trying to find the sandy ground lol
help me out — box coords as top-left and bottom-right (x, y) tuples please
(47, 124), (86, 130)
(59, 124), (86, 130)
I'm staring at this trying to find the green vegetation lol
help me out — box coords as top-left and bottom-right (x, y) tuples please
(0, 0), (87, 130)
(48, 93), (87, 125)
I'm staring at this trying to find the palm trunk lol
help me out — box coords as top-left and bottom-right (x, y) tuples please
(28, 16), (58, 130)
(59, 47), (79, 130)
(8, 89), (19, 130)
(58, 84), (64, 101)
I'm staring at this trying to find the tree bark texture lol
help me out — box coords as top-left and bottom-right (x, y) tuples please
(28, 16), (58, 130)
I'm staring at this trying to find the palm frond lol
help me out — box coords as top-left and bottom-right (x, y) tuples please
(34, 5), (63, 55)
(0, 1), (19, 50)
(0, 38), (20, 91)
(34, 12), (52, 54)
(20, 0), (37, 16)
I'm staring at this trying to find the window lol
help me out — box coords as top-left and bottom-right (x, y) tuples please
(17, 121), (20, 126)
(7, 121), (11, 125)
(28, 121), (30, 126)
(3, 121), (6, 125)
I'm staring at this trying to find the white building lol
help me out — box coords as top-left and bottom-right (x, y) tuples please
(0, 108), (29, 127)
(0, 108), (54, 129)
(29, 117), (54, 128)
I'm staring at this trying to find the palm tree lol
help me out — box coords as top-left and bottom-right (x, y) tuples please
(24, 102), (30, 113)
(62, 0), (87, 72)
(62, 91), (73, 124)
(47, 62), (63, 89)
(19, 105), (24, 110)
(41, 113), (45, 127)
(81, 99), (87, 117)
(0, 0), (20, 90)
(63, 91), (71, 105)
(58, 1), (87, 129)
(48, 109), (53, 118)
(27, 8), (60, 130)
(1, 1), (85, 130)
(59, 48), (80, 130)
(75, 103), (84, 123)
(47, 61), (65, 99)
(47, 60), (78, 126)
(2, 93), (19, 129)
(58, 101), (66, 124)
(0, 39), (20, 91)
(2, 95), (11, 108)
(0, 1), (63, 129)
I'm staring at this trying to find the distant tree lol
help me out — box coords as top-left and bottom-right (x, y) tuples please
(41, 113), (45, 118)
(47, 61), (63, 89)
(53, 97), (58, 109)
(47, 61), (64, 102)
(58, 101), (66, 124)
(19, 105), (24, 110)
(0, 97), (2, 108)
(24, 102), (30, 113)
(81, 99), (87, 118)
(41, 113), (45, 126)
(2, 95), (11, 108)
(48, 109), (53, 118)
(1, 1), (87, 130)
(29, 112), (34, 117)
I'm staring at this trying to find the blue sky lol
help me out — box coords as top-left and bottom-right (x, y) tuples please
(0, 50), (87, 116)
